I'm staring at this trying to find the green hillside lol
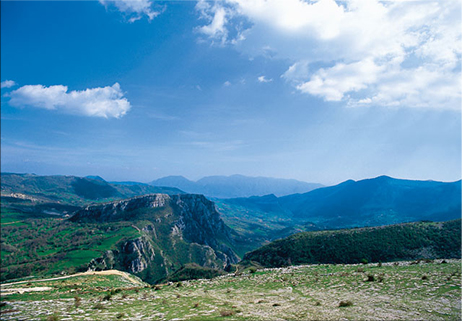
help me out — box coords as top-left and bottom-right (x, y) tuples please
(1, 173), (182, 204)
(0, 173), (183, 220)
(1, 194), (240, 285)
(243, 220), (461, 268)
(0, 210), (140, 282)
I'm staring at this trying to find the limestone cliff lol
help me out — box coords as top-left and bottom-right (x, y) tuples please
(70, 194), (239, 283)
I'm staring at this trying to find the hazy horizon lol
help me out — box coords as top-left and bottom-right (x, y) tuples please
(2, 171), (461, 188)
(2, 0), (460, 186)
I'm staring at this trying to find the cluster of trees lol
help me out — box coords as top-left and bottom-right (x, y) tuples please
(243, 220), (461, 268)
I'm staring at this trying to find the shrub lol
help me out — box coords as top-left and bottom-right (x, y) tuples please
(314, 301), (321, 306)
(116, 312), (125, 319)
(74, 296), (81, 308)
(220, 309), (235, 317)
(421, 275), (428, 280)
(366, 274), (375, 282)
(248, 267), (257, 274)
(193, 302), (200, 308)
(110, 288), (121, 295)
(46, 314), (59, 321)
(356, 267), (365, 273)
(378, 261), (382, 267)
(92, 302), (105, 310)
(102, 293), (112, 301)
(361, 259), (368, 265)
(272, 303), (281, 307)
(339, 300), (353, 307)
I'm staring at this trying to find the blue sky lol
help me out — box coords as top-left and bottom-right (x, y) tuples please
(1, 0), (461, 185)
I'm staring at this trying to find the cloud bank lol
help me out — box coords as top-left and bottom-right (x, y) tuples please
(7, 83), (131, 118)
(197, 0), (462, 110)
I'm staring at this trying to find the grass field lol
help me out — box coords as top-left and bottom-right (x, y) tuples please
(0, 213), (141, 281)
(1, 259), (460, 320)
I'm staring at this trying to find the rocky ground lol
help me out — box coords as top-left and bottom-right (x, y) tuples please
(1, 259), (460, 320)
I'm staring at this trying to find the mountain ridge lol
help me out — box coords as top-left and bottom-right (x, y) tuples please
(150, 174), (323, 198)
(216, 176), (461, 238)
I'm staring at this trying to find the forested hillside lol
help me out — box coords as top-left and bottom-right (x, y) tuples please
(243, 220), (461, 267)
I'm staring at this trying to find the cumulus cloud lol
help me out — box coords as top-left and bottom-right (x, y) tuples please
(6, 83), (131, 118)
(99, 0), (161, 22)
(195, 0), (247, 45)
(258, 76), (273, 83)
(1, 80), (17, 89)
(197, 0), (462, 110)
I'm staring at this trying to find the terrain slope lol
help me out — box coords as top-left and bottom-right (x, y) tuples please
(243, 219), (461, 268)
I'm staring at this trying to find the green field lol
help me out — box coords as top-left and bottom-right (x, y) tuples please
(1, 260), (460, 320)
(0, 213), (141, 281)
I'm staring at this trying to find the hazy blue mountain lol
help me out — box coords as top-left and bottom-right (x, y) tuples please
(150, 176), (199, 193)
(218, 176), (461, 232)
(279, 176), (461, 228)
(150, 174), (323, 198)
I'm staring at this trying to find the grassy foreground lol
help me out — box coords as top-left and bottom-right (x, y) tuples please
(1, 260), (460, 320)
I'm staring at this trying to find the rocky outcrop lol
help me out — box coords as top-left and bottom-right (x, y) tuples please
(70, 194), (170, 222)
(69, 193), (240, 282)
(121, 236), (156, 273)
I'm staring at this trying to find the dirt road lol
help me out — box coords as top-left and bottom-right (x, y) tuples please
(1, 270), (144, 288)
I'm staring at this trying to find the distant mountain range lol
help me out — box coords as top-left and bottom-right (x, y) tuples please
(217, 176), (461, 236)
(150, 174), (323, 198)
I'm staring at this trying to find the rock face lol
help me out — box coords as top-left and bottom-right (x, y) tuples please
(70, 194), (239, 283)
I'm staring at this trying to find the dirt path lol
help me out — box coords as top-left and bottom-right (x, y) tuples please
(1, 270), (144, 288)
(1, 221), (23, 225)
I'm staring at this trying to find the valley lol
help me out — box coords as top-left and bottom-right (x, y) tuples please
(1, 172), (461, 320)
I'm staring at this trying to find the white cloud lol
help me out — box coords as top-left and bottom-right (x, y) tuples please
(297, 58), (384, 101)
(99, 0), (161, 22)
(223, 81), (232, 87)
(196, 0), (229, 44)
(6, 83), (131, 118)
(197, 0), (462, 110)
(1, 80), (17, 89)
(257, 76), (273, 83)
